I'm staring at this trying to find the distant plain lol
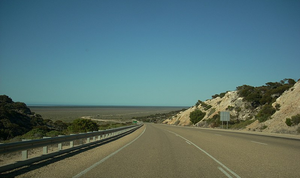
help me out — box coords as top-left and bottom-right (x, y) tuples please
(29, 106), (188, 123)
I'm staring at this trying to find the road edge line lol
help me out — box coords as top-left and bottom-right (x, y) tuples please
(218, 166), (233, 178)
(168, 130), (241, 178)
(73, 126), (146, 178)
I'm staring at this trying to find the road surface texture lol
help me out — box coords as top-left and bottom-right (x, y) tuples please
(6, 123), (300, 178)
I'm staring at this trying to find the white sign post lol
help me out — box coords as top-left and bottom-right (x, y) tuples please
(220, 111), (230, 129)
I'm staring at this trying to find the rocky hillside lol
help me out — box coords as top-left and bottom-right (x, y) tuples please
(164, 79), (300, 134)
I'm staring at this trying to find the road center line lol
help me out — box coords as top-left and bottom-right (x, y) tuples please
(251, 141), (268, 145)
(218, 167), (233, 178)
(168, 130), (241, 178)
(73, 127), (146, 178)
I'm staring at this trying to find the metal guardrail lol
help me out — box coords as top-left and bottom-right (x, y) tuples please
(0, 124), (143, 173)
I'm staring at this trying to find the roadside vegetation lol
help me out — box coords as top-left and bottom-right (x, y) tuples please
(205, 114), (220, 127)
(190, 78), (297, 128)
(189, 109), (206, 125)
(134, 109), (186, 123)
(285, 114), (300, 127)
(195, 100), (212, 110)
(0, 95), (132, 142)
(211, 91), (228, 99)
(235, 78), (295, 124)
(236, 78), (295, 108)
(228, 119), (256, 129)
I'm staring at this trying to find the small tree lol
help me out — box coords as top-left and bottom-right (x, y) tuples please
(190, 109), (206, 125)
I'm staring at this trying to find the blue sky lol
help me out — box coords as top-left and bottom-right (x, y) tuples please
(0, 0), (299, 106)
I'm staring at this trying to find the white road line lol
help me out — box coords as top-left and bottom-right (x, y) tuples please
(168, 131), (241, 178)
(251, 141), (268, 145)
(73, 127), (146, 178)
(218, 167), (233, 178)
(186, 140), (191, 145)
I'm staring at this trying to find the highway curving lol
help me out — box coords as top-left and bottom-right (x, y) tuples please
(10, 123), (300, 178)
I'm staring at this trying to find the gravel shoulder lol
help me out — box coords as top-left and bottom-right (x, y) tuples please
(2, 125), (145, 178)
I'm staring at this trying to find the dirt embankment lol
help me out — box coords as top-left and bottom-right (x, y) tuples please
(164, 81), (300, 135)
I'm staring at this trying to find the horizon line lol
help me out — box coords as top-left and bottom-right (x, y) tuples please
(27, 104), (191, 108)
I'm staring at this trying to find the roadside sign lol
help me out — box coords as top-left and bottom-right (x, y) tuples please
(220, 111), (230, 129)
(220, 111), (230, 121)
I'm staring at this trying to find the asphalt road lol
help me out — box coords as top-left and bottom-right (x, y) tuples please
(14, 123), (300, 178)
(74, 124), (300, 178)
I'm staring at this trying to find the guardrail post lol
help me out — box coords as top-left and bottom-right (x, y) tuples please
(93, 131), (97, 141)
(21, 139), (31, 160)
(22, 150), (28, 160)
(98, 130), (102, 140)
(70, 134), (75, 148)
(58, 135), (64, 150)
(79, 133), (84, 145)
(87, 132), (92, 143)
(43, 137), (51, 154)
(0, 125), (141, 172)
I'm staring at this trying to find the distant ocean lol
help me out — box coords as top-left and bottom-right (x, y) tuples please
(29, 105), (189, 121)
(28, 105), (189, 108)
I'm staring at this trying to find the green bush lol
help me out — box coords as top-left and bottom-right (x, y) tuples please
(236, 79), (295, 108)
(286, 114), (300, 126)
(195, 100), (201, 107)
(206, 114), (220, 127)
(212, 94), (219, 99)
(229, 119), (255, 129)
(212, 92), (227, 99)
(260, 125), (268, 130)
(235, 107), (241, 112)
(195, 100), (212, 110)
(291, 114), (300, 125)
(211, 114), (221, 127)
(226, 106), (234, 111)
(256, 104), (276, 123)
(219, 92), (227, 98)
(46, 130), (63, 137)
(22, 128), (47, 139)
(67, 119), (99, 133)
(208, 108), (216, 117)
(275, 104), (281, 111)
(54, 120), (69, 131)
(190, 109), (206, 124)
(285, 118), (292, 126)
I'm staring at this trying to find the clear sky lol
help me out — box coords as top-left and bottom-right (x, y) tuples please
(0, 0), (299, 106)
